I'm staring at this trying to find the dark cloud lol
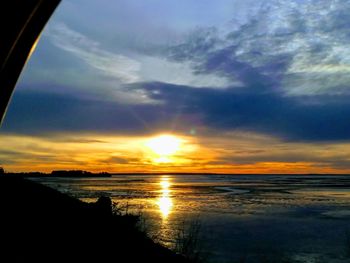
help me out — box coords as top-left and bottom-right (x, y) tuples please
(0, 149), (58, 164)
(138, 82), (350, 142)
(168, 15), (293, 92)
(169, 27), (221, 62)
(0, 150), (31, 159)
(314, 159), (350, 170)
(1, 88), (197, 136)
(4, 81), (350, 142)
(210, 153), (343, 166)
(105, 156), (141, 164)
(53, 138), (106, 143)
(107, 157), (131, 164)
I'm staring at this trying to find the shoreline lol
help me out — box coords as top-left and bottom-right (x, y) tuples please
(0, 176), (191, 263)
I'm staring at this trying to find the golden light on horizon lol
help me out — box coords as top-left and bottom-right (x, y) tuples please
(157, 176), (173, 219)
(4, 132), (350, 174)
(146, 134), (182, 163)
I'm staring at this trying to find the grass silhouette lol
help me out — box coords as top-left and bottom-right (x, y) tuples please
(0, 175), (191, 263)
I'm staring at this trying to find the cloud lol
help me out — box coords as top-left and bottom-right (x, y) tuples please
(105, 156), (142, 165)
(167, 0), (350, 96)
(137, 55), (234, 88)
(136, 81), (350, 142)
(47, 23), (141, 83)
(1, 88), (199, 136)
(46, 23), (232, 90)
(4, 81), (350, 142)
(107, 156), (131, 164)
(191, 131), (350, 172)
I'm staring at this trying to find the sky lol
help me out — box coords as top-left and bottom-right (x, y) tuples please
(1, 0), (350, 173)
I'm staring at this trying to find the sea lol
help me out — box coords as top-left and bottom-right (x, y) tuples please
(31, 174), (350, 263)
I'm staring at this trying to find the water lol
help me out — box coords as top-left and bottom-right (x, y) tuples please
(31, 174), (350, 262)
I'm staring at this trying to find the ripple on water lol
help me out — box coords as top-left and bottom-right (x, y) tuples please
(214, 186), (250, 195)
(321, 209), (350, 219)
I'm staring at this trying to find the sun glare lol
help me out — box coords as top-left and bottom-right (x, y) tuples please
(146, 135), (182, 162)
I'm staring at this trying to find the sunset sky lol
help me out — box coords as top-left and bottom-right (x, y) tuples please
(2, 0), (350, 173)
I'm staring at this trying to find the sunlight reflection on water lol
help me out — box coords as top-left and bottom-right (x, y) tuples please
(157, 176), (173, 219)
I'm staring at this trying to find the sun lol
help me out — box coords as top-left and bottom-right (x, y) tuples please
(146, 134), (181, 158)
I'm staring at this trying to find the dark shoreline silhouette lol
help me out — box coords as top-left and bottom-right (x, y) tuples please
(0, 176), (191, 263)
(51, 169), (111, 177)
(2, 168), (349, 177)
(3, 169), (111, 178)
